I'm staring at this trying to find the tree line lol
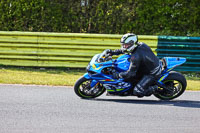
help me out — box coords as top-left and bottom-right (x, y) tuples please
(0, 0), (199, 36)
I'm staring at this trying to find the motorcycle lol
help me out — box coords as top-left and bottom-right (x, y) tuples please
(74, 50), (187, 100)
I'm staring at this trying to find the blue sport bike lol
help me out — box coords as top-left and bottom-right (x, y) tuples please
(74, 51), (187, 100)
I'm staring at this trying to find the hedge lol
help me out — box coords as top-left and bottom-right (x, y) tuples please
(0, 0), (199, 36)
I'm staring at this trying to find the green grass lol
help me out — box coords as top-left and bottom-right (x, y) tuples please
(0, 67), (84, 86)
(0, 66), (199, 91)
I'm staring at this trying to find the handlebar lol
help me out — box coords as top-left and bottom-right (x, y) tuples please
(97, 51), (112, 62)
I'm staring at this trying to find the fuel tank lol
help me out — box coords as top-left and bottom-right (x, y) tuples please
(114, 54), (131, 72)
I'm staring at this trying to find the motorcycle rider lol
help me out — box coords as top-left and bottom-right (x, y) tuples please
(105, 33), (162, 97)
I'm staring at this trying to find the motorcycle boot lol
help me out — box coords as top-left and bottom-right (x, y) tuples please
(144, 85), (158, 96)
(132, 84), (145, 98)
(132, 75), (156, 97)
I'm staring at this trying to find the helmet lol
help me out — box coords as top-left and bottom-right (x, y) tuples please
(120, 33), (138, 52)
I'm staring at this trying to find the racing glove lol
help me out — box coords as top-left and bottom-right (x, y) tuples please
(104, 49), (113, 56)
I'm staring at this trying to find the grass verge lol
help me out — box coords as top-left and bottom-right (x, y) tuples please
(0, 67), (83, 86)
(0, 66), (199, 91)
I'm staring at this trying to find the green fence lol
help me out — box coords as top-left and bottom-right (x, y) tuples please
(157, 36), (200, 72)
(0, 31), (157, 68)
(0, 31), (199, 71)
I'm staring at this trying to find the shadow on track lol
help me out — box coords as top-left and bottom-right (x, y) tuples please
(86, 98), (200, 108)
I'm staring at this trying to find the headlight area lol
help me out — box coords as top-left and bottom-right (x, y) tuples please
(88, 70), (97, 75)
(86, 64), (91, 71)
(86, 64), (97, 75)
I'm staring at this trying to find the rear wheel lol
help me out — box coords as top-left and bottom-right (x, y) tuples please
(154, 71), (187, 100)
(74, 76), (106, 99)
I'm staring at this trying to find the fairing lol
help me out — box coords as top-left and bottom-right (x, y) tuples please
(84, 53), (186, 93)
(114, 54), (131, 72)
(164, 57), (186, 70)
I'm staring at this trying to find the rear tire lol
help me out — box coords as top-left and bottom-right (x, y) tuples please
(74, 76), (106, 99)
(154, 71), (187, 100)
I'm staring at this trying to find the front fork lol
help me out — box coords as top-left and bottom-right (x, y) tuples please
(83, 73), (99, 88)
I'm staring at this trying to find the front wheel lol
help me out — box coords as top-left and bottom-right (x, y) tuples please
(154, 71), (187, 100)
(74, 76), (106, 99)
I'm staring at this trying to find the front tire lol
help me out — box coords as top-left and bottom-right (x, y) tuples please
(74, 76), (106, 99)
(154, 71), (187, 100)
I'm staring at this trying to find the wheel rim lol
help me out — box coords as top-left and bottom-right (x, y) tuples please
(78, 80), (104, 98)
(157, 80), (183, 99)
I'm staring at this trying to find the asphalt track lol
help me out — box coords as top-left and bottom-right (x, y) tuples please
(0, 84), (200, 133)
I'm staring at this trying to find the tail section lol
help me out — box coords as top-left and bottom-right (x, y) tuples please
(162, 57), (186, 71)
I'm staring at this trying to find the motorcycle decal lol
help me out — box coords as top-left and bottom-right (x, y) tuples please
(103, 82), (131, 92)
(159, 73), (169, 82)
(92, 64), (102, 70)
(100, 79), (115, 82)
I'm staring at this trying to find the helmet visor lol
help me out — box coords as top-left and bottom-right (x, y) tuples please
(121, 43), (132, 49)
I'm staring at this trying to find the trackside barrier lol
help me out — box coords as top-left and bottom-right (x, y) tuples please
(0, 31), (199, 71)
(157, 36), (200, 72)
(0, 31), (157, 68)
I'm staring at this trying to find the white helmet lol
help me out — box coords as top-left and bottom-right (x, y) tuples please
(120, 33), (138, 52)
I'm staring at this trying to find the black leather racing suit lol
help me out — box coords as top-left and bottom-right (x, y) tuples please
(111, 42), (162, 96)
